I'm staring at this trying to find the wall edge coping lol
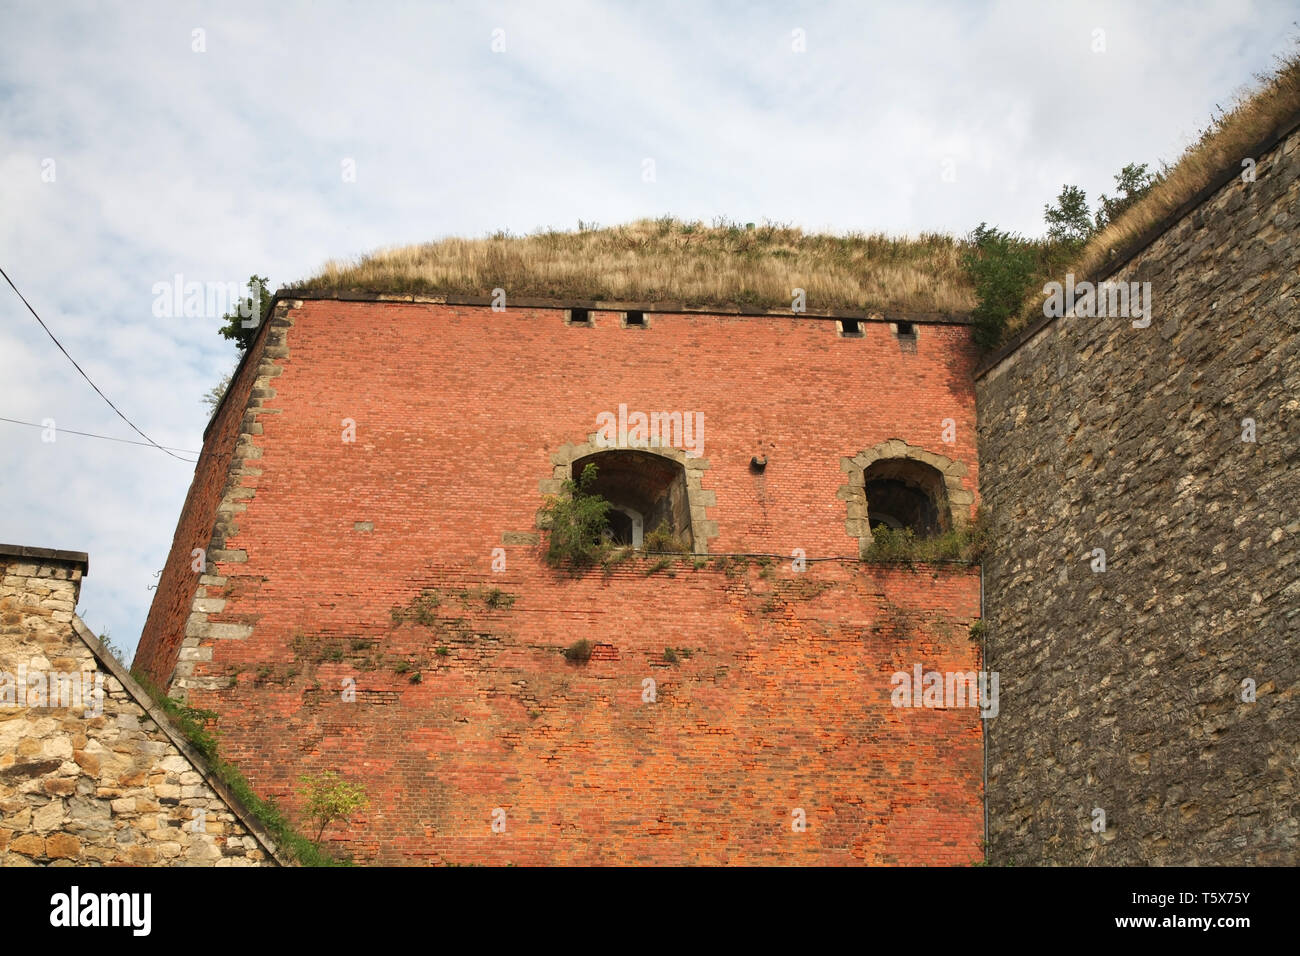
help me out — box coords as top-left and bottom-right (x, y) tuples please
(272, 289), (973, 325)
(0, 543), (89, 574)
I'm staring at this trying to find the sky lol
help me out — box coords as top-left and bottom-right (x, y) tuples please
(1, 0), (1295, 661)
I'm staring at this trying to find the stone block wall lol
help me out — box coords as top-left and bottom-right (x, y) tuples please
(0, 545), (281, 866)
(976, 119), (1299, 864)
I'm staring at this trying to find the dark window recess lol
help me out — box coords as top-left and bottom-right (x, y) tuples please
(840, 318), (863, 336)
(625, 311), (646, 327)
(569, 308), (592, 326)
(571, 449), (694, 551)
(864, 458), (950, 538)
(896, 321), (916, 337)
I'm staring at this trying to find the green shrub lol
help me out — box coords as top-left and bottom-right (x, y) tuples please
(298, 771), (370, 844)
(542, 463), (612, 568)
(863, 517), (988, 564)
(961, 224), (1041, 351)
(643, 521), (689, 553)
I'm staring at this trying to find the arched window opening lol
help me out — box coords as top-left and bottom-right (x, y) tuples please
(572, 449), (692, 551)
(864, 459), (949, 538)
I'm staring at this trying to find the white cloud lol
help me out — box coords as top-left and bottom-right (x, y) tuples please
(0, 0), (1292, 659)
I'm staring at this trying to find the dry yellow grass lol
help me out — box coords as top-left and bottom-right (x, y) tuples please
(1005, 46), (1300, 339)
(292, 217), (977, 315)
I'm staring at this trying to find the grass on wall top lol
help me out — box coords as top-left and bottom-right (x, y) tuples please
(290, 216), (977, 315)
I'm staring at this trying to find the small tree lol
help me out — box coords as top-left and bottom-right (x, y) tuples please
(1094, 162), (1158, 231)
(298, 771), (369, 844)
(219, 275), (272, 352)
(541, 463), (612, 567)
(1043, 185), (1093, 245)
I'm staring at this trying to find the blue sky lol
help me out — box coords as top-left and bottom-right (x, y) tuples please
(1, 0), (1294, 660)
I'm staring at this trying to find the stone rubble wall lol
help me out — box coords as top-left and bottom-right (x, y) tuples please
(0, 551), (280, 866)
(976, 120), (1299, 864)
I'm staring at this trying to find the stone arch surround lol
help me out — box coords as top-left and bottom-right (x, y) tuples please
(839, 438), (974, 555)
(538, 439), (718, 554)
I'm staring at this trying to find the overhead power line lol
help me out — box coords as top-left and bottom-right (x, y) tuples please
(0, 264), (191, 461)
(0, 416), (200, 460)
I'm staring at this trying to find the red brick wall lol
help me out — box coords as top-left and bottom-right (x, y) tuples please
(139, 299), (985, 864)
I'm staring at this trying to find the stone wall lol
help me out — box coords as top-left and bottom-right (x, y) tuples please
(0, 545), (281, 866)
(976, 119), (1299, 864)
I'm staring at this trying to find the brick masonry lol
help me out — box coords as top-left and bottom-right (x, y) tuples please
(135, 302), (985, 864)
(0, 546), (281, 866)
(976, 121), (1299, 864)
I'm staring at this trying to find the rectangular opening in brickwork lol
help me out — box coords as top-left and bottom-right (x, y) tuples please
(623, 310), (646, 327)
(838, 318), (863, 337)
(567, 308), (592, 326)
(896, 321), (915, 337)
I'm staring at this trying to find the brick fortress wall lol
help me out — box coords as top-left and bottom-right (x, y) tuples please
(136, 300), (985, 864)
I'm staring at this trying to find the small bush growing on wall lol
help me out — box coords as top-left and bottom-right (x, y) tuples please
(298, 771), (370, 844)
(643, 521), (689, 553)
(864, 517), (989, 564)
(564, 639), (592, 663)
(542, 463), (612, 568)
(392, 589), (441, 626)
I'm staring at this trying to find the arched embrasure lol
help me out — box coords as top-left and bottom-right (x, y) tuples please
(864, 459), (949, 537)
(539, 439), (717, 554)
(839, 439), (974, 556)
(572, 450), (692, 550)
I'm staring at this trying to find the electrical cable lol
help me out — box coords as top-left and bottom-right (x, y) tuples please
(0, 416), (200, 460)
(0, 264), (191, 461)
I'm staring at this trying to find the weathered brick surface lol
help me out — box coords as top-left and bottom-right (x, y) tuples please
(0, 553), (278, 866)
(977, 123), (1299, 864)
(136, 302), (985, 864)
(133, 301), (281, 683)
